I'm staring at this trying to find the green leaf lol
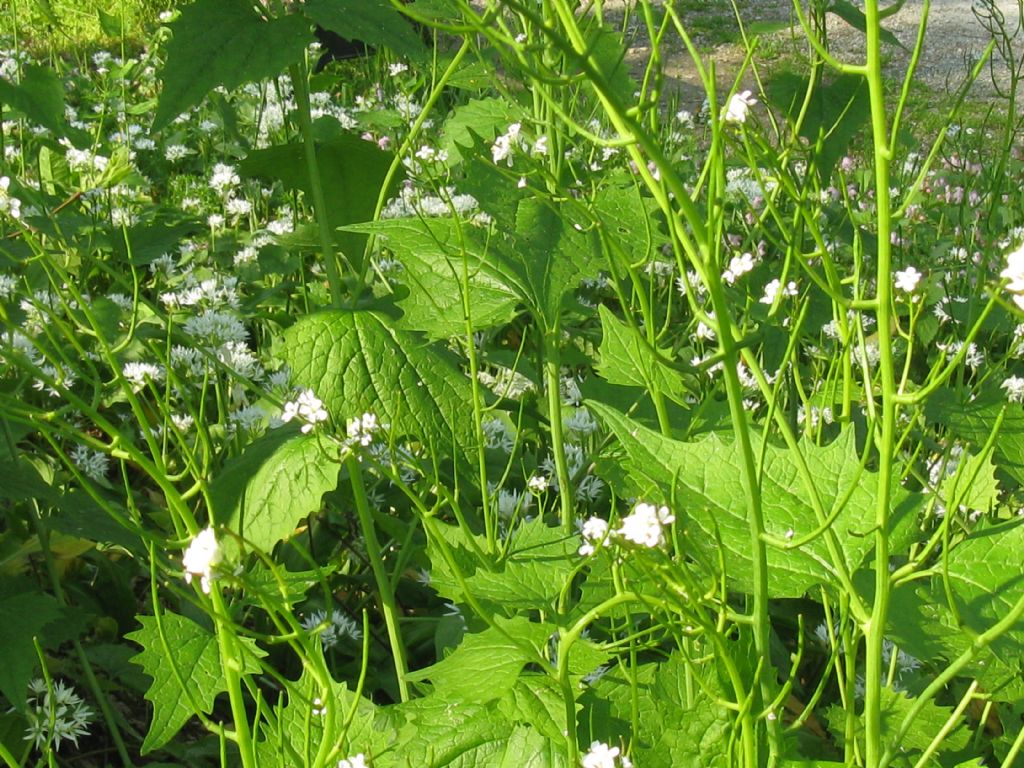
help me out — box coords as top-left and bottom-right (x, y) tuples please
(590, 403), (923, 598)
(209, 426), (341, 556)
(459, 518), (576, 613)
(940, 520), (1024, 656)
(240, 135), (401, 273)
(496, 198), (601, 328)
(388, 696), (513, 767)
(278, 308), (477, 458)
(592, 176), (666, 266)
(498, 675), (568, 742)
(0, 64), (69, 137)
(343, 217), (519, 340)
(440, 97), (523, 166)
(0, 459), (58, 504)
(406, 616), (551, 703)
(110, 216), (203, 267)
(828, 0), (905, 48)
(0, 592), (61, 712)
(764, 72), (870, 186)
(497, 726), (569, 768)
(126, 611), (265, 753)
(596, 305), (693, 405)
(152, 0), (311, 131)
(50, 490), (141, 551)
(255, 665), (392, 764)
(939, 448), (1000, 515)
(925, 388), (1024, 485)
(302, 0), (428, 62)
(825, 687), (968, 759)
(97, 7), (124, 36)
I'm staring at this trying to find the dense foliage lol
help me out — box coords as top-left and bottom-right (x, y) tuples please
(1, 0), (1024, 766)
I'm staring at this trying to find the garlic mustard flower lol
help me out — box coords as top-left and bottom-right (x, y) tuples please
(346, 412), (380, 446)
(615, 502), (675, 548)
(1001, 375), (1024, 403)
(722, 90), (757, 124)
(581, 740), (632, 768)
(0, 176), (22, 219)
(182, 527), (222, 594)
(280, 389), (329, 433)
(1000, 242), (1024, 309)
(894, 266), (922, 293)
(578, 516), (610, 556)
(337, 754), (368, 768)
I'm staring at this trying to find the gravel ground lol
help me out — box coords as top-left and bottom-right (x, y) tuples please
(611, 0), (1024, 107)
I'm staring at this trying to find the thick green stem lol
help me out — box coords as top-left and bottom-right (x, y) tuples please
(347, 454), (410, 701)
(862, 1), (898, 764)
(210, 589), (256, 768)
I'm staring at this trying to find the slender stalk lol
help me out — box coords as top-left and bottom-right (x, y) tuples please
(347, 454), (410, 701)
(289, 59), (345, 307)
(543, 326), (576, 534)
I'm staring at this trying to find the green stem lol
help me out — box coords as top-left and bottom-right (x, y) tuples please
(347, 454), (410, 701)
(862, 1), (898, 764)
(210, 588), (256, 768)
(543, 327), (575, 534)
(289, 60), (345, 307)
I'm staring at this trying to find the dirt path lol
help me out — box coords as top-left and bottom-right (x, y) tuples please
(614, 0), (1023, 109)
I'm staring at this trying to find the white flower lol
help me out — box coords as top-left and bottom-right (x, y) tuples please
(494, 487), (531, 519)
(894, 266), (922, 293)
(760, 278), (798, 304)
(209, 163), (240, 194)
(491, 123), (522, 165)
(1001, 242), (1024, 310)
(1002, 375), (1024, 403)
(122, 361), (164, 389)
(346, 412), (379, 446)
(70, 445), (109, 482)
(280, 389), (329, 434)
(182, 527), (222, 594)
(615, 502), (675, 548)
(721, 90), (757, 124)
(338, 754), (368, 768)
(580, 740), (632, 768)
(723, 252), (756, 284)
(164, 143), (192, 162)
(301, 609), (362, 649)
(578, 516), (609, 556)
(527, 474), (549, 494)
(0, 175), (22, 219)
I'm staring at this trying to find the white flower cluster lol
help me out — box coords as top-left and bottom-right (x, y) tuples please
(281, 389), (329, 434)
(760, 278), (798, 305)
(894, 266), (922, 293)
(1001, 241), (1024, 310)
(1001, 375), (1024, 403)
(578, 501), (675, 555)
(0, 175), (22, 219)
(346, 412), (380, 446)
(24, 678), (93, 753)
(182, 527), (223, 594)
(721, 90), (757, 124)
(301, 609), (362, 649)
(337, 754), (368, 768)
(581, 740), (632, 768)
